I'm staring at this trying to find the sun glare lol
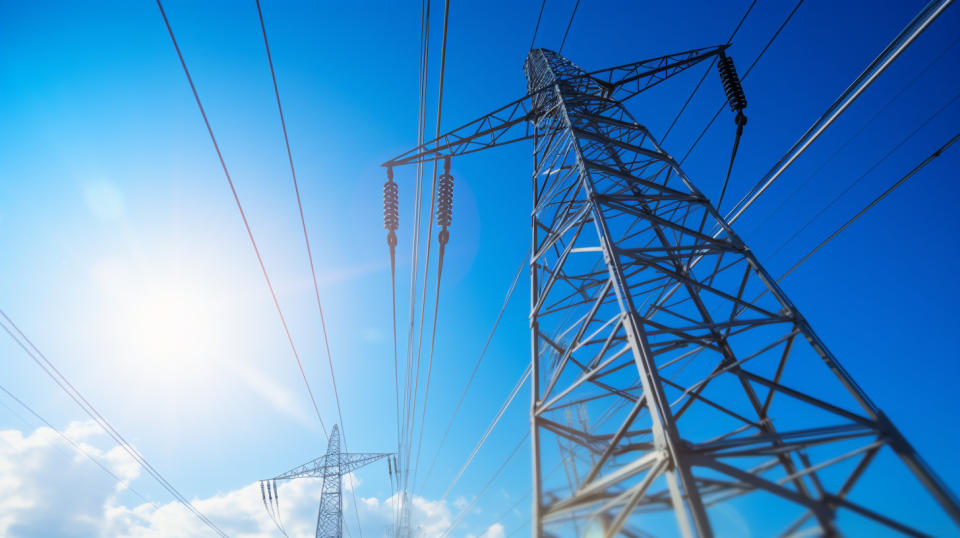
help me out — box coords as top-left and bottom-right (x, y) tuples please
(96, 260), (232, 389)
(126, 281), (218, 364)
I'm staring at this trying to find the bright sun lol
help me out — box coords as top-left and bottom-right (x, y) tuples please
(94, 258), (231, 389)
(125, 281), (218, 364)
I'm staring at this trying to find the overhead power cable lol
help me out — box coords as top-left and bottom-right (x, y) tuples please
(409, 0), (452, 495)
(396, 2), (434, 534)
(678, 0), (806, 166)
(483, 457), (572, 533)
(558, 0), (580, 53)
(738, 129), (960, 315)
(747, 33), (960, 238)
(724, 0), (954, 226)
(530, 0), (548, 50)
(253, 4), (364, 536)
(714, 52), (749, 211)
(0, 382), (155, 508)
(419, 251), (528, 491)
(763, 89), (960, 264)
(439, 432), (530, 538)
(776, 131), (959, 283)
(654, 0), (953, 323)
(0, 311), (227, 537)
(156, 0), (328, 438)
(402, 0), (432, 498)
(384, 170), (402, 497)
(660, 0), (758, 144)
(442, 365), (531, 500)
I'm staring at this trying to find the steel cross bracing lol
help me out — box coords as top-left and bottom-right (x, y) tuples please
(263, 425), (392, 538)
(385, 46), (726, 168)
(383, 48), (960, 537)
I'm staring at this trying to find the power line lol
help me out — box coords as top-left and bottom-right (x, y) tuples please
(747, 33), (960, 239)
(677, 0), (806, 165)
(530, 0), (548, 50)
(396, 2), (434, 534)
(739, 129), (960, 314)
(254, 0), (344, 444)
(442, 365), (530, 500)
(654, 0), (951, 336)
(557, 0), (580, 53)
(763, 89), (960, 265)
(0, 311), (228, 537)
(724, 0), (953, 226)
(155, 0), (328, 438)
(440, 432), (529, 538)
(409, 0), (453, 496)
(660, 0), (757, 144)
(419, 251), (527, 491)
(776, 131), (959, 284)
(253, 4), (364, 536)
(484, 448), (587, 534)
(386, 189), (402, 533)
(401, 0), (432, 497)
(0, 382), (156, 508)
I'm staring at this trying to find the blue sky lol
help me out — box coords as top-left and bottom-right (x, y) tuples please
(1, 0), (959, 536)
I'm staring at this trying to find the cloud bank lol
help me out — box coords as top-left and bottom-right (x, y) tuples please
(0, 420), (494, 537)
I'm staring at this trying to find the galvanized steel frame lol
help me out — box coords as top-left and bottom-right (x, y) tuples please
(265, 425), (392, 538)
(382, 47), (960, 537)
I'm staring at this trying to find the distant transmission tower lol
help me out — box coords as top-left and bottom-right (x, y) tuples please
(260, 425), (392, 537)
(384, 45), (960, 537)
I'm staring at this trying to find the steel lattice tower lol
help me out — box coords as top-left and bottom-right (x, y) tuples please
(384, 47), (960, 537)
(261, 425), (391, 538)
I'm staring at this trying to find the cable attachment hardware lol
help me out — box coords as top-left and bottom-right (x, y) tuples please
(715, 53), (749, 210)
(436, 156), (454, 248)
(717, 53), (747, 127)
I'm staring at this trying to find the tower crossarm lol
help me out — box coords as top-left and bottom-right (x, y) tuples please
(382, 45), (726, 169)
(341, 452), (393, 475)
(265, 455), (328, 481)
(264, 453), (394, 481)
(578, 45), (726, 105)
(382, 92), (537, 168)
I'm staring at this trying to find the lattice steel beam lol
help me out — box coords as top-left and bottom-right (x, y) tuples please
(382, 45), (960, 537)
(263, 425), (392, 538)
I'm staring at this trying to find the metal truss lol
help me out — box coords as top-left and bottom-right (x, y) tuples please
(382, 47), (960, 537)
(384, 46), (724, 169)
(263, 425), (391, 538)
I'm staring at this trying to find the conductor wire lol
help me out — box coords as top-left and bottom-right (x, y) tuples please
(254, 3), (364, 534)
(157, 0), (328, 440)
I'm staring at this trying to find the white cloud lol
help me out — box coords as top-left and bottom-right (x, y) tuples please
(478, 522), (506, 538)
(342, 471), (360, 492)
(0, 421), (140, 537)
(0, 421), (498, 537)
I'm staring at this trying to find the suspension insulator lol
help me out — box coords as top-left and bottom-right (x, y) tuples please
(384, 167), (399, 233)
(436, 157), (454, 237)
(717, 53), (747, 125)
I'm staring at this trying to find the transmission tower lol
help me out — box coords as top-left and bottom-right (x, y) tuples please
(260, 425), (392, 538)
(383, 46), (960, 537)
